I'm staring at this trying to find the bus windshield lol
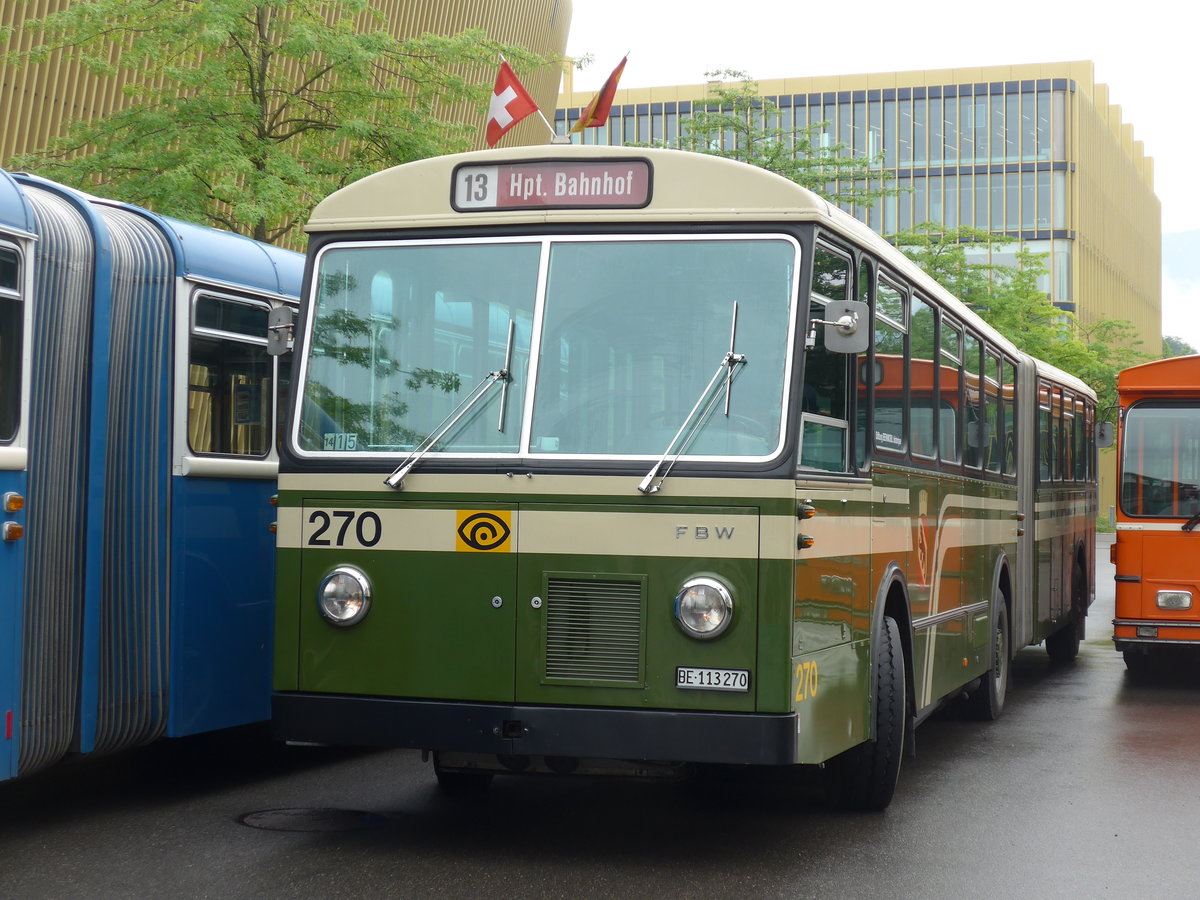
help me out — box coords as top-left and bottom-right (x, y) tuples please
(299, 235), (797, 458)
(1120, 402), (1200, 518)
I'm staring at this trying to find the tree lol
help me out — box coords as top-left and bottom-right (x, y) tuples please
(3, 0), (549, 245)
(642, 70), (894, 208)
(893, 224), (1149, 411)
(1163, 335), (1198, 357)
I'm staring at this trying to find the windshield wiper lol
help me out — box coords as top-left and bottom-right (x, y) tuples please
(638, 302), (746, 495)
(1183, 512), (1200, 532)
(384, 319), (516, 490)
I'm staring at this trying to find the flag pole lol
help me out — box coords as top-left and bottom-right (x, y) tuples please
(535, 108), (567, 143)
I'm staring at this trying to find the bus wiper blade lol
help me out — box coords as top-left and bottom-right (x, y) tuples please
(637, 350), (746, 495)
(1183, 512), (1200, 532)
(384, 367), (511, 490)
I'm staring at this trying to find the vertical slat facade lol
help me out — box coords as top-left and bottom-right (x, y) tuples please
(1, 1), (572, 165)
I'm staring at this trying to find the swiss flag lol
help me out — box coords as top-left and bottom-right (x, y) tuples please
(486, 61), (539, 147)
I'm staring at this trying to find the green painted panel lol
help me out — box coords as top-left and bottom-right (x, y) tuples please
(297, 502), (518, 700)
(791, 640), (870, 763)
(512, 504), (761, 712)
(274, 547), (303, 691)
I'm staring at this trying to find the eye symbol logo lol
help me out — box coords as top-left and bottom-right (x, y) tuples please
(456, 512), (511, 551)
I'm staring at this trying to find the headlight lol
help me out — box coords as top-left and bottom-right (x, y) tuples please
(674, 577), (734, 639)
(1157, 590), (1193, 610)
(318, 566), (372, 626)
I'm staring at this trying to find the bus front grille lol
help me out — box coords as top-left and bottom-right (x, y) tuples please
(544, 577), (643, 683)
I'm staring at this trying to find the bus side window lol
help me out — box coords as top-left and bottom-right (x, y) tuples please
(0, 245), (20, 443)
(1061, 390), (1076, 481)
(1003, 359), (1018, 475)
(799, 246), (852, 472)
(188, 294), (273, 457)
(939, 316), (962, 465)
(1038, 384), (1051, 481)
(855, 258), (873, 470)
(983, 351), (1001, 473)
(962, 331), (981, 467)
(872, 276), (907, 456)
(910, 295), (936, 460)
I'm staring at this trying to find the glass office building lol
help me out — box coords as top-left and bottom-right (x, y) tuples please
(557, 62), (1160, 352)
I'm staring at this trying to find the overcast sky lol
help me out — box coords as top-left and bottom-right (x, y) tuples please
(565, 0), (1200, 348)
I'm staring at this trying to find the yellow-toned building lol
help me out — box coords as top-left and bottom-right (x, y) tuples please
(0, 0), (571, 163)
(560, 62), (1161, 516)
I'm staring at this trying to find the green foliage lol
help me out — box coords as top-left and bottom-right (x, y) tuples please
(641, 70), (894, 208)
(893, 224), (1150, 411)
(4, 0), (548, 245)
(1163, 335), (1198, 358)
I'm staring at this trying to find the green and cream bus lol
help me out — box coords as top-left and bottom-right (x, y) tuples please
(269, 145), (1097, 810)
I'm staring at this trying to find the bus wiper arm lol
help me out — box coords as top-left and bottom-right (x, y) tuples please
(1183, 512), (1200, 532)
(637, 349), (746, 495)
(384, 367), (511, 490)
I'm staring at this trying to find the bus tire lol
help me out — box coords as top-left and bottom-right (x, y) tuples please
(433, 754), (494, 800)
(1123, 648), (1155, 677)
(831, 614), (905, 811)
(1045, 562), (1085, 662)
(965, 594), (1009, 721)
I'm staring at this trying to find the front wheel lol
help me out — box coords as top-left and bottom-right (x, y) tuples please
(965, 595), (1010, 721)
(1123, 648), (1156, 677)
(433, 754), (494, 800)
(830, 614), (906, 811)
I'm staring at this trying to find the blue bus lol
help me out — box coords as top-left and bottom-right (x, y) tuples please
(0, 171), (302, 781)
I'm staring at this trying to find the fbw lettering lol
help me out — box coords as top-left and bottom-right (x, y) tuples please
(675, 525), (736, 540)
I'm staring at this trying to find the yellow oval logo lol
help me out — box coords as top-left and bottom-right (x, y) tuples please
(456, 511), (512, 552)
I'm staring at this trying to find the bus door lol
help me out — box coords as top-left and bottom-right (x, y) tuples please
(0, 238), (27, 781)
(793, 276), (876, 758)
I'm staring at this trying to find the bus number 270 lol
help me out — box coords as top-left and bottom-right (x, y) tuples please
(307, 510), (382, 547)
(794, 660), (819, 702)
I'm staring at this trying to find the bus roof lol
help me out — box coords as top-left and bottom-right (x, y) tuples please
(306, 144), (833, 232)
(1117, 354), (1200, 395)
(95, 199), (304, 298)
(307, 144), (1094, 401)
(0, 169), (35, 237)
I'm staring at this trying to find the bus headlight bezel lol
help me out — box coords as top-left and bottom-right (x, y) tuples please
(674, 576), (734, 639)
(318, 565), (372, 627)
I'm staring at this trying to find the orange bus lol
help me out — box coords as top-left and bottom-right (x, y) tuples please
(1112, 354), (1200, 672)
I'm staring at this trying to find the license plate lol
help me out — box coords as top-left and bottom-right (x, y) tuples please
(675, 666), (751, 692)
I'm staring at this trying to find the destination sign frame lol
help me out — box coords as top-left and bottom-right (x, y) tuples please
(451, 158), (653, 212)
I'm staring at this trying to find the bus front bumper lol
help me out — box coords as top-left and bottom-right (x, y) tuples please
(273, 693), (798, 766)
(1114, 618), (1200, 650)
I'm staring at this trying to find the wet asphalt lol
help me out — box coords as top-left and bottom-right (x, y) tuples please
(2, 534), (1198, 899)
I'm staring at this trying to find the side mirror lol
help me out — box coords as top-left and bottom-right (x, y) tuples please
(820, 300), (870, 355)
(267, 305), (295, 357)
(1097, 421), (1115, 449)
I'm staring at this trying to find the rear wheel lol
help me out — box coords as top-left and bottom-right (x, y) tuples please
(965, 594), (1010, 721)
(831, 615), (906, 811)
(1046, 562), (1085, 662)
(1123, 648), (1156, 676)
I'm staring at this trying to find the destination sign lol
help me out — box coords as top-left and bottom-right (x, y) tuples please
(452, 159), (651, 211)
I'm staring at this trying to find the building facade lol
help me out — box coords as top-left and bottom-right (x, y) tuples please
(558, 61), (1161, 351)
(1, 0), (571, 164)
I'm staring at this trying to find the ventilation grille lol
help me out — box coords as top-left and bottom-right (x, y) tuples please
(544, 577), (643, 683)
